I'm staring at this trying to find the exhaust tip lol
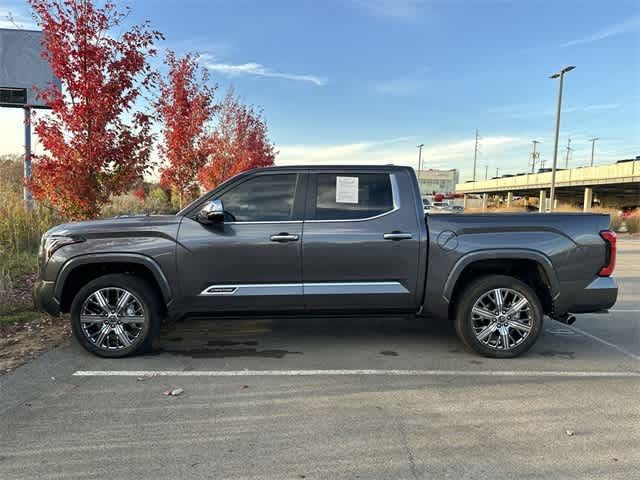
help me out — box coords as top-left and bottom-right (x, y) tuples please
(555, 314), (577, 325)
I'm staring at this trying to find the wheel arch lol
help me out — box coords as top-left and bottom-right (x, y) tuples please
(55, 253), (172, 313)
(445, 250), (558, 319)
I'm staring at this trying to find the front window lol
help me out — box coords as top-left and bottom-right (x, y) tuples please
(218, 174), (298, 222)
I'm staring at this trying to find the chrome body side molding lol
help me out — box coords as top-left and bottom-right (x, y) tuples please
(199, 281), (409, 296)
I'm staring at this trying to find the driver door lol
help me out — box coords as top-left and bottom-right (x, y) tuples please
(176, 172), (306, 314)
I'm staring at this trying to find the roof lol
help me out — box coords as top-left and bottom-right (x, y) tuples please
(251, 164), (411, 173)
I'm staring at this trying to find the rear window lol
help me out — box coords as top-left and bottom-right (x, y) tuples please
(311, 173), (394, 220)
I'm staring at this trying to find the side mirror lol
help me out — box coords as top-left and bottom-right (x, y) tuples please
(197, 199), (225, 224)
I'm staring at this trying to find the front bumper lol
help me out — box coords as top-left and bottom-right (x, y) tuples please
(33, 280), (61, 316)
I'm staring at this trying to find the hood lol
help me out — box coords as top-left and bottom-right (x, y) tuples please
(44, 214), (182, 237)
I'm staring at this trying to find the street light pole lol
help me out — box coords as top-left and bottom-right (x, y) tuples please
(548, 65), (575, 212)
(589, 137), (599, 166)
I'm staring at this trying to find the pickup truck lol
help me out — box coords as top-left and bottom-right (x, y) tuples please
(34, 165), (618, 358)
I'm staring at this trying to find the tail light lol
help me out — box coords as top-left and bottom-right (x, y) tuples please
(598, 230), (617, 277)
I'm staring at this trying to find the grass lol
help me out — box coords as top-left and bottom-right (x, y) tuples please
(626, 214), (640, 234)
(466, 202), (635, 233)
(0, 310), (42, 326)
(0, 156), (174, 319)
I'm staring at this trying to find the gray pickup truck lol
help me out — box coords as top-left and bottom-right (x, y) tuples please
(34, 165), (618, 358)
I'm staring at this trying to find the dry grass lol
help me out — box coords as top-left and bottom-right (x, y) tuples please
(462, 202), (631, 233)
(626, 213), (640, 234)
(100, 188), (175, 218)
(0, 156), (173, 317)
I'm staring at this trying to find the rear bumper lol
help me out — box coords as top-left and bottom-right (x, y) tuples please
(33, 280), (61, 316)
(560, 276), (618, 314)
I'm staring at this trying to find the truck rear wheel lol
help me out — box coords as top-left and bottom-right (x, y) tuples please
(454, 275), (543, 358)
(70, 274), (161, 358)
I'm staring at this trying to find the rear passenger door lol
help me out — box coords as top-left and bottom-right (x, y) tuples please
(301, 170), (421, 312)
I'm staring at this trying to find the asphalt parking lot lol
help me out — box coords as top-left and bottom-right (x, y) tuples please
(1, 238), (638, 480)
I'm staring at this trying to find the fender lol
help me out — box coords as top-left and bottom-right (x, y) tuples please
(54, 253), (172, 304)
(442, 249), (560, 302)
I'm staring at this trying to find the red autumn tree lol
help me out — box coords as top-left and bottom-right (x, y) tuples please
(28, 0), (162, 219)
(199, 89), (277, 190)
(155, 51), (216, 208)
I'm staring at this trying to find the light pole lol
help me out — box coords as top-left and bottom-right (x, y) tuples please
(548, 65), (575, 212)
(417, 143), (424, 176)
(589, 137), (599, 166)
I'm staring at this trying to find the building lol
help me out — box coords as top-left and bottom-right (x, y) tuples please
(416, 168), (460, 195)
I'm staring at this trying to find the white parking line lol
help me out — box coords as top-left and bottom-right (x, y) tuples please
(609, 309), (640, 313)
(73, 369), (640, 378)
(565, 324), (640, 362)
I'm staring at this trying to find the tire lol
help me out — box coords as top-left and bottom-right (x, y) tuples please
(70, 274), (161, 358)
(454, 275), (543, 358)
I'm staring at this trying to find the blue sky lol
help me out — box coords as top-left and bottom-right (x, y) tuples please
(1, 0), (639, 181)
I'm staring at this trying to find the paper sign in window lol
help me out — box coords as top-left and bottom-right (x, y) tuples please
(335, 176), (359, 204)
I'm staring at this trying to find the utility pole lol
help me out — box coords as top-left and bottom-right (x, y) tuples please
(530, 140), (540, 173)
(589, 137), (599, 166)
(495, 168), (499, 178)
(473, 129), (479, 181)
(564, 137), (572, 169)
(548, 65), (576, 212)
(484, 165), (488, 180)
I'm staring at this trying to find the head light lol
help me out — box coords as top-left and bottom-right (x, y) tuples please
(43, 235), (85, 259)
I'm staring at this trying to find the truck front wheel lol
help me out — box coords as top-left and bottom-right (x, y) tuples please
(70, 274), (161, 358)
(454, 275), (544, 358)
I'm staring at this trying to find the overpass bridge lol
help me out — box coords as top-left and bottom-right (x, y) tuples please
(455, 159), (640, 211)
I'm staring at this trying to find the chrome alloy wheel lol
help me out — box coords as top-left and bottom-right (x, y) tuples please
(470, 288), (533, 351)
(80, 287), (147, 351)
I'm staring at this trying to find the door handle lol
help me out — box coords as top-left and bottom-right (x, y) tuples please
(270, 233), (299, 242)
(383, 232), (413, 240)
